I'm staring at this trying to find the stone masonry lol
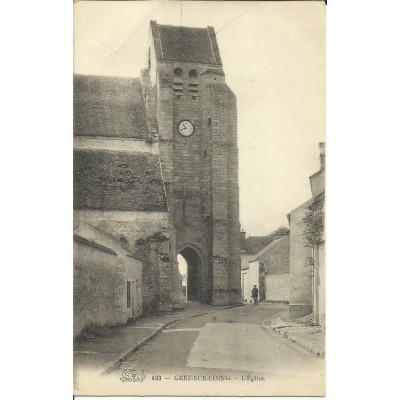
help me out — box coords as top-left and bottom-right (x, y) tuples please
(73, 21), (241, 315)
(144, 22), (241, 305)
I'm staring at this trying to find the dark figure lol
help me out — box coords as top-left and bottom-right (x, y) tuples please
(251, 285), (259, 306)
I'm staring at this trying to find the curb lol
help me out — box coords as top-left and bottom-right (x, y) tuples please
(283, 332), (325, 358)
(264, 320), (324, 358)
(101, 304), (245, 375)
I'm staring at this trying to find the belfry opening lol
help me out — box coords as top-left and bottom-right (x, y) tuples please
(178, 247), (202, 302)
(74, 21), (242, 315)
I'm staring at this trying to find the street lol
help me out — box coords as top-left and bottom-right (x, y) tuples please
(110, 303), (324, 395)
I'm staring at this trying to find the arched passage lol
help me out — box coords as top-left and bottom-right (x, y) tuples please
(178, 246), (202, 301)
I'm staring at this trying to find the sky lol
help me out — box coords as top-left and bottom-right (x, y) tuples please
(74, 0), (325, 236)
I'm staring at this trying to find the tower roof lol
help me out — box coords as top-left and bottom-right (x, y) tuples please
(151, 21), (222, 65)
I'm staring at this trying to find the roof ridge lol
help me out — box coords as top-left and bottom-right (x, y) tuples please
(73, 73), (140, 80)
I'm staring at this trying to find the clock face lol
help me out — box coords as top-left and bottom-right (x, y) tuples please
(178, 120), (194, 137)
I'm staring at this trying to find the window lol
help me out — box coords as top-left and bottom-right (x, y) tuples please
(120, 235), (128, 245)
(208, 118), (212, 127)
(174, 67), (183, 77)
(189, 69), (199, 97)
(173, 67), (184, 94)
(204, 150), (207, 158)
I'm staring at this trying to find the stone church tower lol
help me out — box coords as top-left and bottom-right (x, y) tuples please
(141, 22), (241, 305)
(74, 21), (241, 313)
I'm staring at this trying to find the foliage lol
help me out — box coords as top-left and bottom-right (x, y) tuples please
(272, 226), (290, 236)
(303, 198), (325, 247)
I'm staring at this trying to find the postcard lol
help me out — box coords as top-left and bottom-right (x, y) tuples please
(73, 0), (325, 396)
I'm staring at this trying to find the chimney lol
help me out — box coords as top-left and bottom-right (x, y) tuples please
(319, 142), (325, 170)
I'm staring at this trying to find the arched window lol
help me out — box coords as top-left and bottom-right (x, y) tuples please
(173, 67), (183, 96)
(174, 67), (183, 77)
(188, 69), (199, 98)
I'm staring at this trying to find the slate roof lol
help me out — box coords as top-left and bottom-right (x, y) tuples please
(73, 74), (149, 139)
(74, 149), (167, 212)
(155, 23), (221, 65)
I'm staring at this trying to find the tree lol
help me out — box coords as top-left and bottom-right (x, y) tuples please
(302, 193), (325, 325)
(272, 226), (290, 236)
(303, 195), (325, 247)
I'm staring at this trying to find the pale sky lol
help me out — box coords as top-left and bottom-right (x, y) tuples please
(74, 0), (325, 236)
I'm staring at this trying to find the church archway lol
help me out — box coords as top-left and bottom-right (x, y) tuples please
(178, 246), (202, 302)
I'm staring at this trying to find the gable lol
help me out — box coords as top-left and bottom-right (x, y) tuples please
(258, 236), (290, 274)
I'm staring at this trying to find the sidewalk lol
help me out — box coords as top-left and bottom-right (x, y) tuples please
(74, 302), (241, 376)
(265, 312), (325, 357)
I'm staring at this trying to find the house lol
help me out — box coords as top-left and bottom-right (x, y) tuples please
(240, 231), (288, 302)
(73, 222), (143, 337)
(288, 143), (325, 320)
(242, 236), (290, 303)
(260, 236), (290, 303)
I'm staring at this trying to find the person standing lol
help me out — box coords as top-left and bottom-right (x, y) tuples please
(251, 285), (259, 306)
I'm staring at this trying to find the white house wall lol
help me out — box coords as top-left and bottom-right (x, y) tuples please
(242, 260), (260, 302)
(265, 273), (290, 302)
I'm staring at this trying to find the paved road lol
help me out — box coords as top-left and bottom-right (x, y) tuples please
(113, 304), (324, 396)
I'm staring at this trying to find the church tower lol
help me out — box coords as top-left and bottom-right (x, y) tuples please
(141, 21), (241, 305)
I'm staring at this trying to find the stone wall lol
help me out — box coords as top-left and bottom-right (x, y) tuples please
(145, 52), (241, 305)
(73, 210), (181, 313)
(73, 241), (142, 337)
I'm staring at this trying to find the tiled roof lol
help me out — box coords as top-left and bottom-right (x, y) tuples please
(74, 74), (149, 139)
(155, 23), (221, 65)
(74, 149), (167, 212)
(244, 235), (281, 254)
(73, 222), (141, 259)
(73, 234), (117, 256)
